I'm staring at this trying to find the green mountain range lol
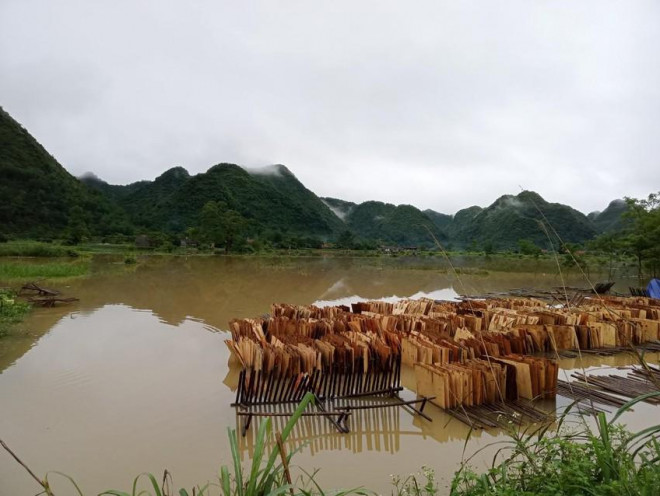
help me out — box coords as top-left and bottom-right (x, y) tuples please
(588, 199), (630, 233)
(0, 107), (131, 239)
(82, 163), (345, 237)
(345, 201), (446, 247)
(435, 191), (599, 250)
(0, 106), (631, 249)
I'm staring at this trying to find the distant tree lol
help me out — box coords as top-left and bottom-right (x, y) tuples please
(336, 230), (356, 249)
(560, 242), (589, 275)
(198, 200), (248, 253)
(517, 239), (541, 257)
(588, 232), (624, 280)
(66, 205), (90, 244)
(223, 209), (248, 253)
(270, 230), (284, 246)
(621, 192), (660, 278)
(199, 201), (225, 247)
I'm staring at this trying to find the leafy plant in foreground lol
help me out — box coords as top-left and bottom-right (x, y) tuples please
(449, 393), (660, 496)
(0, 288), (31, 337)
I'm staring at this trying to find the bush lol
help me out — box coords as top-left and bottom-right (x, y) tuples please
(0, 289), (31, 337)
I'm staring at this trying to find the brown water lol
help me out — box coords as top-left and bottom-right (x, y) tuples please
(0, 256), (656, 495)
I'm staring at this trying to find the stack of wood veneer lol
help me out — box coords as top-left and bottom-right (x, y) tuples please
(226, 296), (659, 411)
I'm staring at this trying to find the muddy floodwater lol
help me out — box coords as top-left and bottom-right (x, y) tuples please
(0, 256), (657, 495)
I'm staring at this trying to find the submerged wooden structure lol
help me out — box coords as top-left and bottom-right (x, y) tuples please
(19, 282), (79, 307)
(226, 294), (660, 430)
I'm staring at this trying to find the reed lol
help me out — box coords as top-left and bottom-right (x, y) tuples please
(0, 241), (79, 258)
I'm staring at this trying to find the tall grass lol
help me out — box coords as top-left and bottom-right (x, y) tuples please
(0, 241), (79, 257)
(446, 393), (660, 496)
(0, 261), (89, 280)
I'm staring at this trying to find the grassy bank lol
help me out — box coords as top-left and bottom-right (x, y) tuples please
(0, 260), (90, 281)
(0, 240), (640, 279)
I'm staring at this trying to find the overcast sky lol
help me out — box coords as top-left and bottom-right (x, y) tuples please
(1, 1), (658, 215)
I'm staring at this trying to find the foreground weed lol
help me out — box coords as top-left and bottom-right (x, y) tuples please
(0, 288), (31, 337)
(391, 466), (437, 496)
(0, 241), (79, 258)
(450, 393), (660, 495)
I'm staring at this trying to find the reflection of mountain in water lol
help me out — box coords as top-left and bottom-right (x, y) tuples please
(1, 256), (457, 370)
(2, 255), (581, 371)
(60, 256), (461, 329)
(313, 288), (460, 308)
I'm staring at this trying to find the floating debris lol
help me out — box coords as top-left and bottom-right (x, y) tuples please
(20, 282), (59, 296)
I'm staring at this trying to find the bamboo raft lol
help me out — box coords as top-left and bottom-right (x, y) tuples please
(570, 366), (660, 405)
(447, 400), (552, 429)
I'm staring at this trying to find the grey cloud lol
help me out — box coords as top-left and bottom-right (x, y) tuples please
(1, 0), (658, 214)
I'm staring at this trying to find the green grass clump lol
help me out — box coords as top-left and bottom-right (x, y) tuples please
(0, 289), (31, 337)
(448, 394), (660, 496)
(0, 241), (79, 258)
(0, 261), (89, 280)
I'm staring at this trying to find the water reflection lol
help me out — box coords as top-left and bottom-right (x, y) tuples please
(238, 403), (403, 457)
(0, 255), (650, 495)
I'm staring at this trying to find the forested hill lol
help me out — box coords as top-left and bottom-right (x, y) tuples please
(84, 163), (345, 237)
(321, 198), (357, 220)
(425, 191), (598, 250)
(0, 106), (131, 239)
(1, 106), (632, 249)
(588, 199), (630, 233)
(343, 201), (447, 247)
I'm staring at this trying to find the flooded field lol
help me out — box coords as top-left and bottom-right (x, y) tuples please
(0, 255), (656, 494)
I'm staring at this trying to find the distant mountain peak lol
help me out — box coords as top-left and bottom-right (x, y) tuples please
(245, 163), (293, 177)
(79, 171), (104, 183)
(206, 162), (245, 175)
(516, 190), (546, 204)
(157, 166), (190, 180)
(590, 198), (629, 233)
